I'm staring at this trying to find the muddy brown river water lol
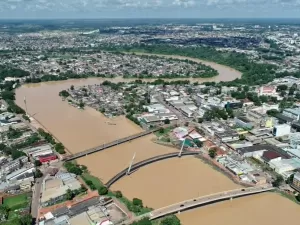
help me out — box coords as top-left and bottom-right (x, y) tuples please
(15, 57), (300, 224)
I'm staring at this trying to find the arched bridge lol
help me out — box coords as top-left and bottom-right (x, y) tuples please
(147, 185), (275, 220)
(105, 151), (199, 188)
(65, 128), (163, 161)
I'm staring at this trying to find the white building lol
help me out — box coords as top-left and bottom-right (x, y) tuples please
(6, 166), (35, 182)
(143, 104), (168, 113)
(269, 158), (300, 177)
(273, 124), (291, 137)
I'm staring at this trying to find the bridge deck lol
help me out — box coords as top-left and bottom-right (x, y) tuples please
(149, 186), (275, 219)
(65, 128), (161, 161)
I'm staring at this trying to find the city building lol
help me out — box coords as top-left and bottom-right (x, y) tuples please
(237, 144), (290, 159)
(5, 166), (35, 182)
(143, 104), (169, 113)
(41, 173), (82, 207)
(234, 116), (254, 129)
(272, 124), (291, 137)
(269, 158), (300, 178)
(25, 144), (53, 158)
(283, 108), (300, 120)
(39, 154), (58, 164)
(292, 172), (300, 192)
(0, 156), (28, 175)
(202, 122), (239, 143)
(257, 86), (277, 96)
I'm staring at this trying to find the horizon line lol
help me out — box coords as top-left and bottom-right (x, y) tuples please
(1, 17), (300, 20)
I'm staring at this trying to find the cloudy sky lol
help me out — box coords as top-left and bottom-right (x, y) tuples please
(1, 0), (300, 18)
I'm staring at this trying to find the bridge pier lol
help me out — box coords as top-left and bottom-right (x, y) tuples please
(178, 139), (185, 157)
(127, 152), (136, 175)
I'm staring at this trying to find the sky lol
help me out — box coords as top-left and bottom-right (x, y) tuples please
(1, 0), (300, 19)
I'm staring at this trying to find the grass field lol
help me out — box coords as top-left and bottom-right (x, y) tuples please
(3, 193), (29, 210)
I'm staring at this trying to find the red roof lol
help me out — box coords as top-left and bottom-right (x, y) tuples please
(262, 151), (281, 162)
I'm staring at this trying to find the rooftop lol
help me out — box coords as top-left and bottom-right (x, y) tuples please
(284, 107), (300, 115)
(238, 144), (291, 159)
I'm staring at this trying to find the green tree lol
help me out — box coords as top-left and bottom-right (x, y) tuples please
(34, 169), (43, 178)
(286, 174), (294, 184)
(276, 85), (288, 92)
(66, 189), (74, 200)
(70, 85), (74, 90)
(98, 186), (108, 195)
(34, 160), (42, 167)
(160, 215), (181, 225)
(267, 109), (279, 117)
(239, 134), (246, 140)
(130, 217), (152, 225)
(115, 191), (123, 198)
(22, 114), (30, 122)
(197, 118), (203, 123)
(11, 150), (26, 160)
(159, 127), (165, 134)
(164, 119), (170, 124)
(208, 148), (217, 159)
(59, 90), (70, 98)
(133, 198), (143, 207)
(296, 194), (300, 202)
(0, 205), (9, 220)
(272, 175), (284, 187)
(21, 214), (33, 225)
(79, 100), (85, 109)
(55, 143), (66, 154)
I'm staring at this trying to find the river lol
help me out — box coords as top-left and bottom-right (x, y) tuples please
(14, 56), (300, 225)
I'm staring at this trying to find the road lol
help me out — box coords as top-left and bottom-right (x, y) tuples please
(31, 162), (63, 223)
(31, 174), (45, 222)
(155, 94), (186, 121)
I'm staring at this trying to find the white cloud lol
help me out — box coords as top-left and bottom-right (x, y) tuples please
(173, 0), (195, 7)
(0, 0), (300, 14)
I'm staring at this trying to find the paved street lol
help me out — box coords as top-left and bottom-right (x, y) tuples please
(31, 174), (45, 222)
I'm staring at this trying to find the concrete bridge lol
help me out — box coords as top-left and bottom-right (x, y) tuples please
(105, 151), (199, 188)
(64, 128), (162, 161)
(146, 185), (275, 220)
